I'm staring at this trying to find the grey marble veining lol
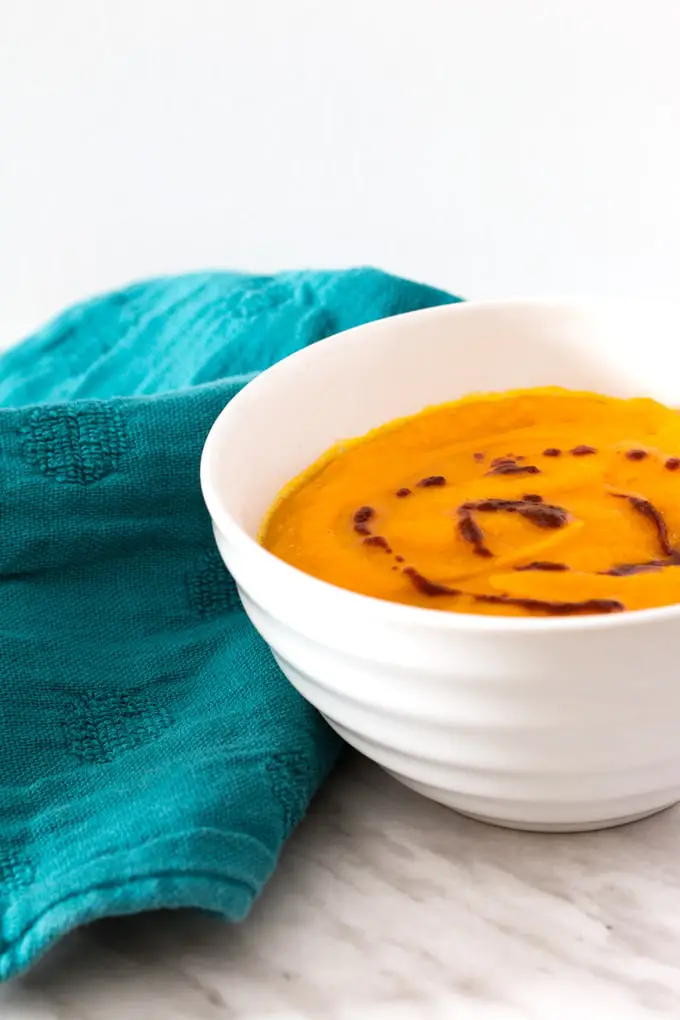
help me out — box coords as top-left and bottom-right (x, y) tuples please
(2, 754), (680, 1019)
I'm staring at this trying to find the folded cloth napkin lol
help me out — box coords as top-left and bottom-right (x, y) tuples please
(0, 268), (458, 978)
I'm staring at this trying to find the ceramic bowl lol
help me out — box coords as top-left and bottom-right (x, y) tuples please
(200, 299), (680, 832)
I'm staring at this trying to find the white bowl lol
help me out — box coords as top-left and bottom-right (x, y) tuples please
(201, 299), (680, 832)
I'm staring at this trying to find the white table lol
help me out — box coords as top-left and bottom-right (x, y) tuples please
(2, 754), (680, 1020)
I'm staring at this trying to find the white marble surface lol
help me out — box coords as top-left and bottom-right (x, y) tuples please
(2, 755), (680, 1020)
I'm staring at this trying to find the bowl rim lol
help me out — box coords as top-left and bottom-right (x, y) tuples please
(200, 297), (680, 635)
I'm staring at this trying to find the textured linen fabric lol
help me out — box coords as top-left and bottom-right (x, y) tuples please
(0, 268), (459, 979)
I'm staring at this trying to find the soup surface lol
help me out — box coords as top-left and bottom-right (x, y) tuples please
(260, 388), (680, 616)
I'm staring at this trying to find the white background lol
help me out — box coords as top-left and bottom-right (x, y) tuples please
(2, 0), (680, 341)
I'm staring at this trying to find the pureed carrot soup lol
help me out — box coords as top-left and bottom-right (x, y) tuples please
(260, 388), (680, 617)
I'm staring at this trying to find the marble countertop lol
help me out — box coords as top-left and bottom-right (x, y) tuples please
(2, 755), (680, 1020)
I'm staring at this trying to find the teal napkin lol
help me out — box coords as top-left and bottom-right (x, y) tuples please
(0, 268), (458, 979)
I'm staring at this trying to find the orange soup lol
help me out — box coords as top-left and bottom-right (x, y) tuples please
(260, 388), (680, 616)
